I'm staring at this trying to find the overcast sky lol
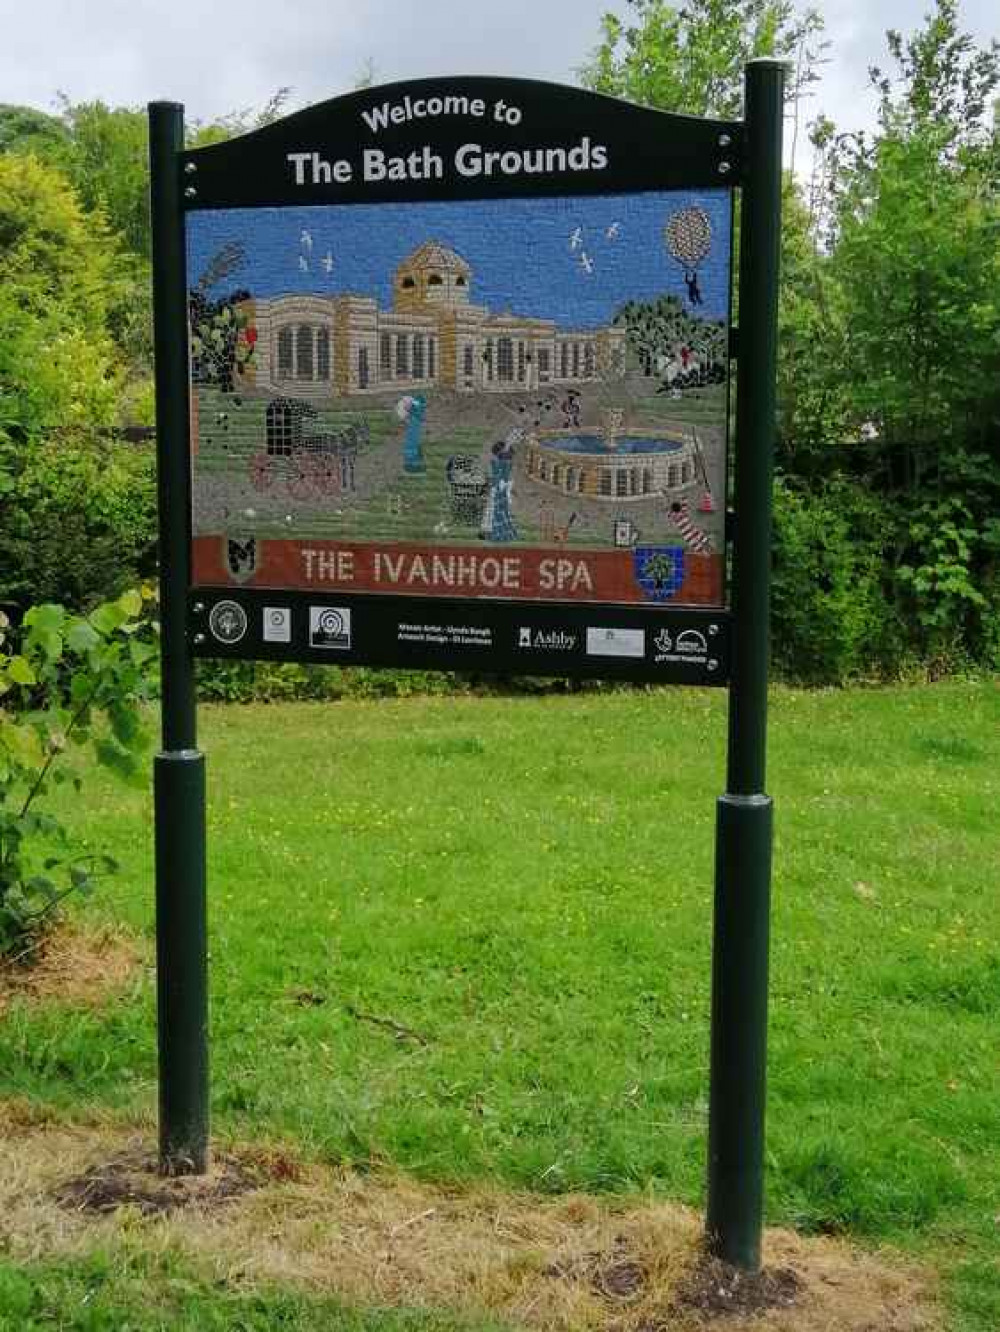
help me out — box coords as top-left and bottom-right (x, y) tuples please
(1, 0), (996, 148)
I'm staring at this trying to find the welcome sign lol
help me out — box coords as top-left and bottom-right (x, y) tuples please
(151, 63), (784, 1266)
(183, 78), (739, 681)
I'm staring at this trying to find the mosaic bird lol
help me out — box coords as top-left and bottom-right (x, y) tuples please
(606, 221), (622, 239)
(321, 250), (334, 273)
(579, 251), (594, 275)
(300, 228), (313, 253)
(298, 255), (309, 273)
(569, 226), (583, 250)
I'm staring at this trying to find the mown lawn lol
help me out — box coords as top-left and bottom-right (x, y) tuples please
(2, 681), (998, 1329)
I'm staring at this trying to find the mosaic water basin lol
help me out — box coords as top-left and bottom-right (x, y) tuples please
(526, 427), (699, 500)
(538, 433), (685, 455)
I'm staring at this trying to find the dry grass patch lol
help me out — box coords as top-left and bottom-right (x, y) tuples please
(0, 923), (143, 1015)
(0, 1111), (940, 1331)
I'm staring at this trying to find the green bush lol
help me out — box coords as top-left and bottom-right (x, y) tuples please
(195, 659), (473, 704)
(974, 572), (1000, 671)
(193, 661), (607, 703)
(771, 479), (901, 683)
(0, 435), (157, 616)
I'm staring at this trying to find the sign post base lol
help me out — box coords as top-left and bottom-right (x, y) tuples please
(706, 792), (773, 1270)
(154, 749), (209, 1175)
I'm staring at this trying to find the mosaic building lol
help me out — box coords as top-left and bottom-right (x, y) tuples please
(238, 242), (627, 400)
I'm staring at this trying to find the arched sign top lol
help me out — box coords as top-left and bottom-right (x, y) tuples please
(183, 77), (743, 210)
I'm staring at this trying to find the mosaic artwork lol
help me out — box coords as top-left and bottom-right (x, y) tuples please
(187, 189), (731, 607)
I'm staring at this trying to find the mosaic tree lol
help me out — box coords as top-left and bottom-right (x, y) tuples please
(188, 243), (256, 393)
(615, 295), (727, 390)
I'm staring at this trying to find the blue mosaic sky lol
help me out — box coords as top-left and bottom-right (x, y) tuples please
(187, 190), (732, 331)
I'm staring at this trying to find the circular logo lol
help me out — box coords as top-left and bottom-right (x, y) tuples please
(267, 608), (286, 630)
(316, 608), (344, 637)
(208, 599), (248, 645)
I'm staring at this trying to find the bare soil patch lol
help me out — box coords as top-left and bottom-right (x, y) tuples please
(0, 924), (142, 1015)
(54, 1149), (260, 1217)
(671, 1256), (801, 1319)
(0, 1113), (940, 1331)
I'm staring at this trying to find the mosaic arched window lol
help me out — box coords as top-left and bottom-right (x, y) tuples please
(316, 328), (331, 381)
(296, 326), (314, 381)
(277, 327), (294, 379)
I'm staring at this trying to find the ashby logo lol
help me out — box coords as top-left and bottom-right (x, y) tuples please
(518, 627), (577, 651)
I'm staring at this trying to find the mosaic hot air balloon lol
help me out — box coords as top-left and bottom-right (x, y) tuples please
(664, 206), (713, 307)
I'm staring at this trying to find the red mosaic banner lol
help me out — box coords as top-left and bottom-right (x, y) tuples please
(193, 537), (723, 606)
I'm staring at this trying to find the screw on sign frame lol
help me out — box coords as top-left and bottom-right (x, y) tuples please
(148, 61), (784, 1270)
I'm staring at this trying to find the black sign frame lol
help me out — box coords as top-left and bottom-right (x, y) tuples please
(181, 76), (739, 684)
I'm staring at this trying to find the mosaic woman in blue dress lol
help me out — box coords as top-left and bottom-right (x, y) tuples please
(487, 434), (519, 542)
(397, 394), (427, 473)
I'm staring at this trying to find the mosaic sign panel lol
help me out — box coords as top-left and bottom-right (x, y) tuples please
(185, 79), (738, 681)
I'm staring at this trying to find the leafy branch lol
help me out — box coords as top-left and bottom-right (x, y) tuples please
(0, 588), (158, 956)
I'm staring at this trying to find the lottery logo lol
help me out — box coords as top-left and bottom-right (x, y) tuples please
(208, 599), (248, 645)
(309, 606), (352, 650)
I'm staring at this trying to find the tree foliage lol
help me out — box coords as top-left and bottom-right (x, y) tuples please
(0, 103), (68, 156)
(581, 0), (825, 118)
(0, 154), (120, 441)
(783, 0), (1000, 671)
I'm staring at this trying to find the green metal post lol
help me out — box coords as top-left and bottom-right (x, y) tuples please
(706, 59), (785, 1270)
(149, 101), (209, 1174)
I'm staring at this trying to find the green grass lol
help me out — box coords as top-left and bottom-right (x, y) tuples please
(2, 681), (999, 1328)
(0, 1257), (503, 1331)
